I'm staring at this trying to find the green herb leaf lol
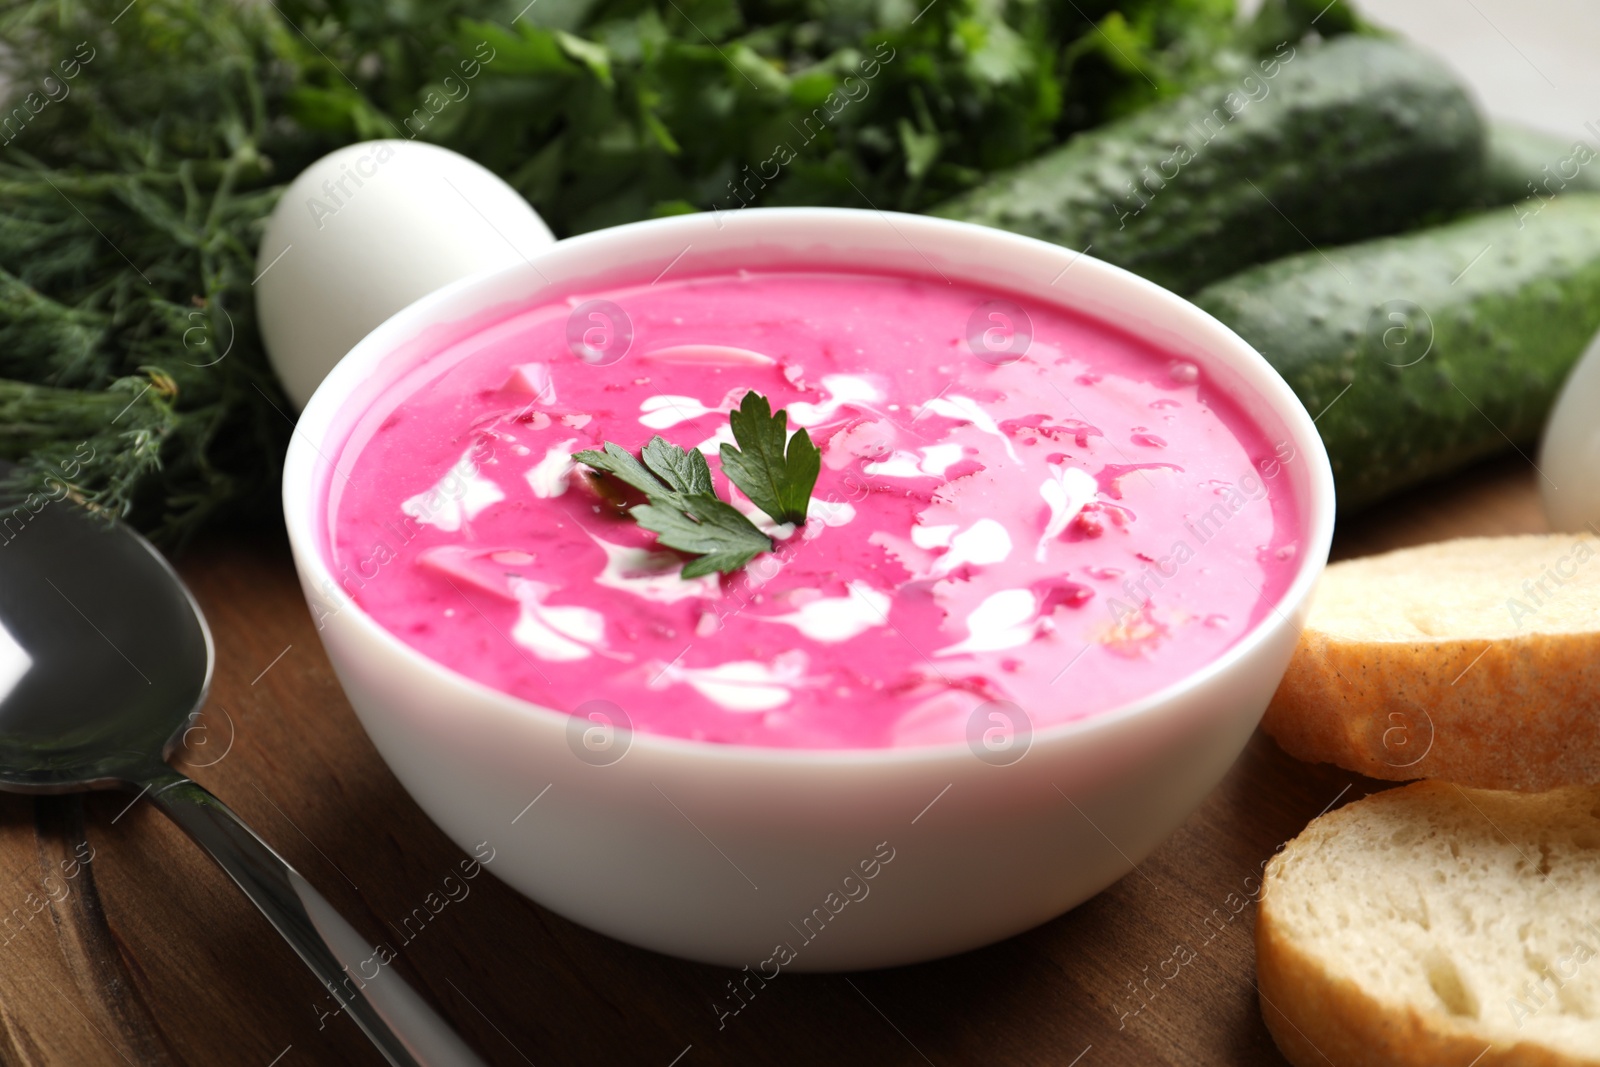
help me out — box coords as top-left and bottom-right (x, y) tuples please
(720, 391), (821, 526)
(572, 441), (671, 498)
(640, 436), (714, 496)
(633, 495), (772, 578)
(574, 436), (772, 577)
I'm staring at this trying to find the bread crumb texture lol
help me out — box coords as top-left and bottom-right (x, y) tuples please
(1259, 781), (1600, 1067)
(1263, 535), (1600, 791)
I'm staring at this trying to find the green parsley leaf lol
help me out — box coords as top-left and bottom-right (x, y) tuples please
(720, 392), (821, 526)
(574, 435), (773, 577)
(641, 436), (715, 496)
(572, 441), (671, 498)
(634, 495), (773, 579)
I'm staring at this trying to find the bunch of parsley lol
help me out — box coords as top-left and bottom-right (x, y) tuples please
(283, 0), (1264, 233)
(0, 0), (1327, 544)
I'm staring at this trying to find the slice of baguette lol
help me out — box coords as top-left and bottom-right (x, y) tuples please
(1263, 534), (1600, 792)
(1258, 780), (1600, 1067)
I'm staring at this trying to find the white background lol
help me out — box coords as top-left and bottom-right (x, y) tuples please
(1247, 0), (1600, 137)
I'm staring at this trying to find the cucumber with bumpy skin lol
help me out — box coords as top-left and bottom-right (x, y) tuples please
(932, 36), (1483, 295)
(1192, 195), (1600, 512)
(1478, 119), (1600, 207)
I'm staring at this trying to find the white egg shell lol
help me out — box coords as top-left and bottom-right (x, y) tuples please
(1540, 325), (1600, 532)
(255, 140), (555, 408)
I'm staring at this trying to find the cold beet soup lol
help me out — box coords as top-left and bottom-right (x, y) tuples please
(324, 269), (1302, 749)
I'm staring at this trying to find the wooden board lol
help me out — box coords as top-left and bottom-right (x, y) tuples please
(0, 454), (1549, 1066)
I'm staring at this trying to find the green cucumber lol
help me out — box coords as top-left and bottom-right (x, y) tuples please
(1192, 194), (1600, 512)
(931, 36), (1483, 295)
(1477, 119), (1600, 207)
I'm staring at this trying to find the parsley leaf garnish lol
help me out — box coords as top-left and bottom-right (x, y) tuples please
(572, 392), (821, 577)
(720, 391), (821, 525)
(574, 434), (772, 578)
(573, 441), (676, 499)
(641, 435), (715, 496)
(633, 495), (772, 578)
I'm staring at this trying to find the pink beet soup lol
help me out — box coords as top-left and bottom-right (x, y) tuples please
(325, 268), (1302, 749)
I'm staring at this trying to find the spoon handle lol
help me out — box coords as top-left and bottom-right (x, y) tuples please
(145, 773), (489, 1067)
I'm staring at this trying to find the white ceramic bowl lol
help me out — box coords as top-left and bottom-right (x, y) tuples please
(283, 208), (1335, 971)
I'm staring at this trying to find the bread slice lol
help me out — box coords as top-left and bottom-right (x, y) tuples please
(1263, 534), (1600, 791)
(1258, 780), (1600, 1067)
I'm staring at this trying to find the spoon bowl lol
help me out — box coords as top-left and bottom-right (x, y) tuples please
(0, 472), (485, 1067)
(0, 491), (209, 790)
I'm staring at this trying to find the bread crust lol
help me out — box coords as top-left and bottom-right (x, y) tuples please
(1263, 629), (1600, 791)
(1257, 781), (1600, 1067)
(1257, 906), (1596, 1067)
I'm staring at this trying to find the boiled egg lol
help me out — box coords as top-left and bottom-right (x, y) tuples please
(1539, 326), (1600, 531)
(255, 140), (555, 408)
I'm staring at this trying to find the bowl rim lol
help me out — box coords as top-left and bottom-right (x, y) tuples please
(282, 205), (1336, 768)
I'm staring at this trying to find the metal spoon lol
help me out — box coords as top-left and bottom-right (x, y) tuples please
(0, 480), (487, 1067)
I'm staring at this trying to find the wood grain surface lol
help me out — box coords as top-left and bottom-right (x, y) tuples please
(0, 454), (1548, 1066)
